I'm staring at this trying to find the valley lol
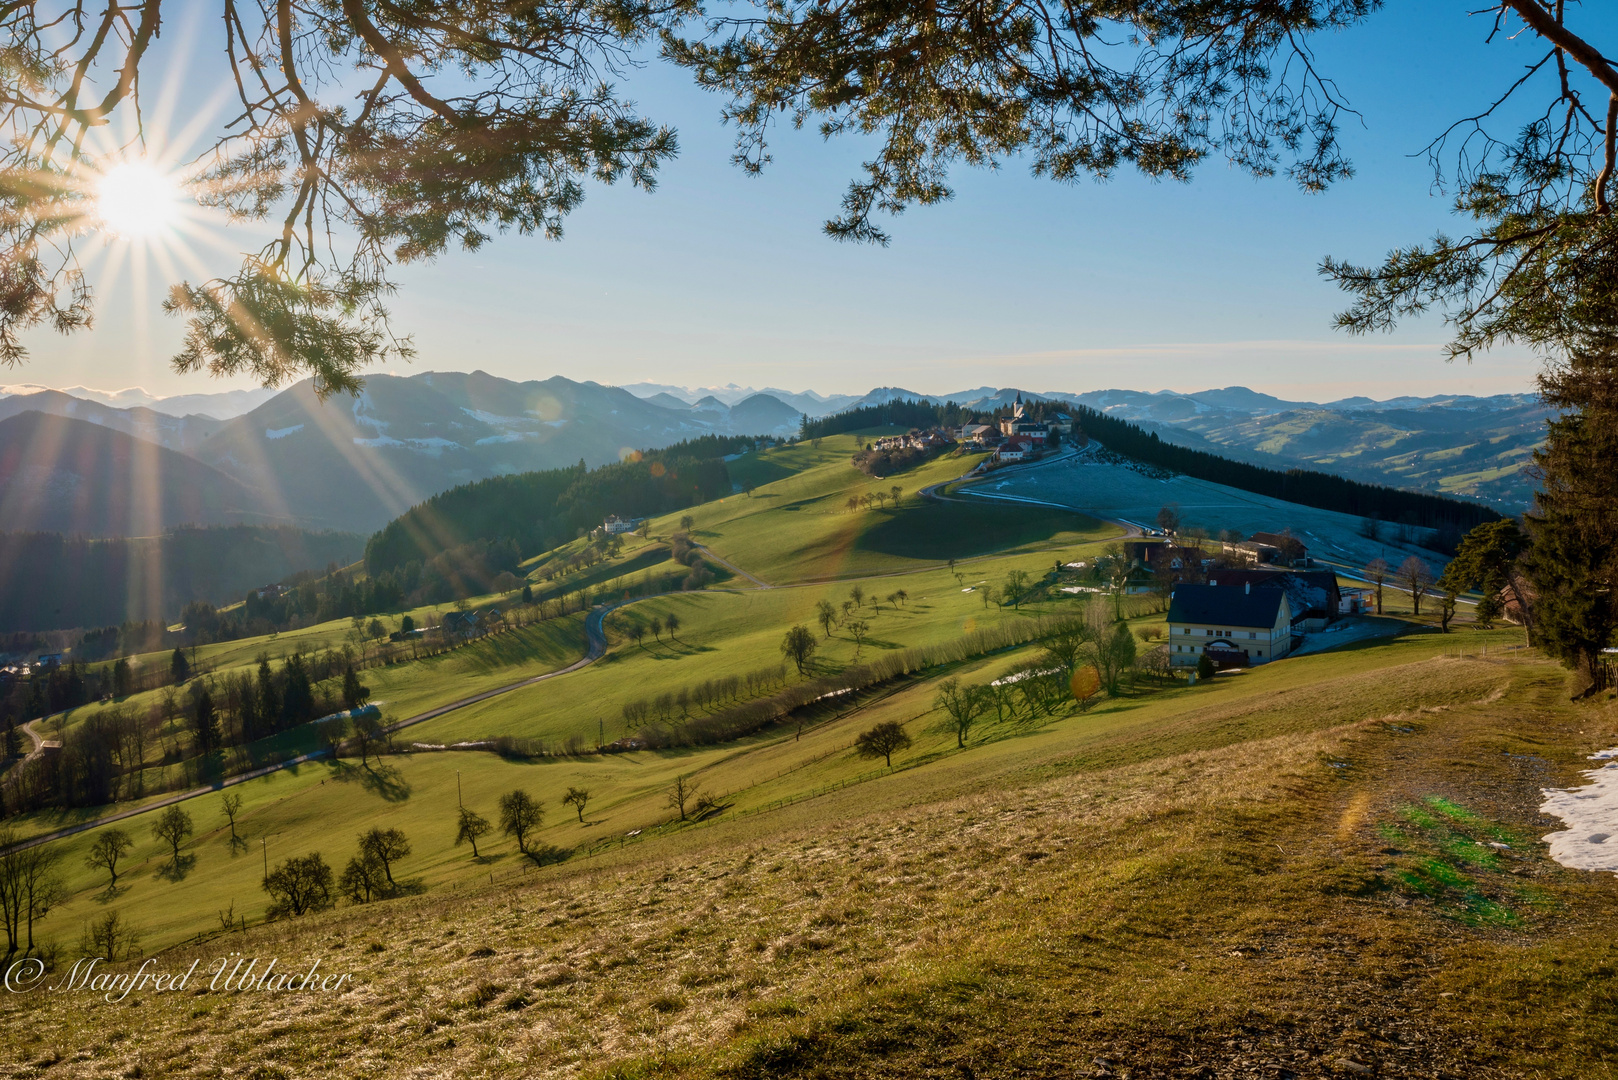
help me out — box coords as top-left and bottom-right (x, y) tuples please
(1, 418), (1609, 1080)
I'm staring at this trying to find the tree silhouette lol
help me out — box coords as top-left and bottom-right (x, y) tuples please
(855, 722), (912, 768)
(499, 790), (545, 856)
(780, 625), (817, 676)
(455, 807), (492, 859)
(562, 787), (592, 822)
(85, 829), (134, 890)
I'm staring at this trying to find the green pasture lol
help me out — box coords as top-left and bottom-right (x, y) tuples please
(10, 612), (1528, 953)
(650, 436), (1118, 584)
(406, 545), (1118, 746)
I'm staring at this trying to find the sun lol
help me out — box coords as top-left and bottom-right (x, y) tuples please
(96, 161), (181, 238)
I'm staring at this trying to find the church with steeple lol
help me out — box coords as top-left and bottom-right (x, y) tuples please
(998, 392), (1048, 443)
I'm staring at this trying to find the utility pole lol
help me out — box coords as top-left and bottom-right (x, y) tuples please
(261, 836), (268, 878)
(457, 770), (462, 808)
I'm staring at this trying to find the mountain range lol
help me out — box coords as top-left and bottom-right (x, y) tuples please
(0, 371), (809, 535)
(0, 374), (1546, 538)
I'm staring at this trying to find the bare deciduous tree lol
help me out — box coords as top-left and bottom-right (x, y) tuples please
(264, 853), (335, 918)
(1399, 556), (1435, 617)
(1365, 558), (1391, 616)
(150, 806), (193, 869)
(666, 774), (701, 821)
(220, 792), (247, 854)
(562, 787), (591, 823)
(499, 790), (545, 857)
(85, 829), (134, 890)
(81, 910), (139, 961)
(780, 624), (817, 676)
(455, 807), (492, 859)
(854, 721), (912, 767)
(357, 828), (411, 889)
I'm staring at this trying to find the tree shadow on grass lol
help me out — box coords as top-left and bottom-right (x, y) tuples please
(521, 844), (570, 867)
(645, 641), (716, 659)
(156, 853), (197, 882)
(92, 883), (131, 905)
(332, 760), (412, 802)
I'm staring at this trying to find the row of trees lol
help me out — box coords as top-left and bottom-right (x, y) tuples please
(844, 486), (906, 512)
(621, 613), (1086, 751)
(619, 664), (790, 730)
(850, 604), (1156, 769)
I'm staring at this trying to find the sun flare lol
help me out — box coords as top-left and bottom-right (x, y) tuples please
(96, 161), (181, 238)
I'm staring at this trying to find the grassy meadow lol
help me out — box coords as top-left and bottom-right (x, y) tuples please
(4, 624), (1615, 1078)
(671, 436), (1118, 584)
(6, 435), (1615, 1078)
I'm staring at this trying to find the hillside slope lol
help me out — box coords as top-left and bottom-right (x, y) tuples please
(3, 638), (1612, 1079)
(0, 388), (222, 452)
(0, 412), (272, 535)
(183, 373), (804, 533)
(0, 526), (367, 632)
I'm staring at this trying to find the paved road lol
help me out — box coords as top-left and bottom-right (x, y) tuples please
(16, 719), (59, 767)
(0, 601), (634, 856)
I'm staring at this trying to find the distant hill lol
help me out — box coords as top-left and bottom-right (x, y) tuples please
(0, 412), (271, 536)
(0, 526), (366, 632)
(12, 374), (1545, 531)
(1040, 387), (1547, 511)
(0, 382), (278, 419)
(185, 372), (802, 532)
(0, 389), (222, 452)
(0, 373), (805, 537)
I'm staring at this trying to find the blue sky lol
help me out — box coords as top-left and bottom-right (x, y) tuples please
(18, 2), (1606, 402)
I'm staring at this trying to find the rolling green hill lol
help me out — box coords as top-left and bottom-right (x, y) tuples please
(3, 432), (1611, 1080)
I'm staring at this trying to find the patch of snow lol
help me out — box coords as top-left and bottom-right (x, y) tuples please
(475, 432), (529, 445)
(1061, 586), (1104, 594)
(353, 435), (405, 447)
(350, 390), (387, 430)
(461, 406), (529, 427)
(544, 419), (568, 428)
(1540, 749), (1618, 874)
(992, 667), (1059, 687)
(265, 424), (304, 439)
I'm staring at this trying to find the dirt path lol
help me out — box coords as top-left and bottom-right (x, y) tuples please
(695, 544), (772, 589)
